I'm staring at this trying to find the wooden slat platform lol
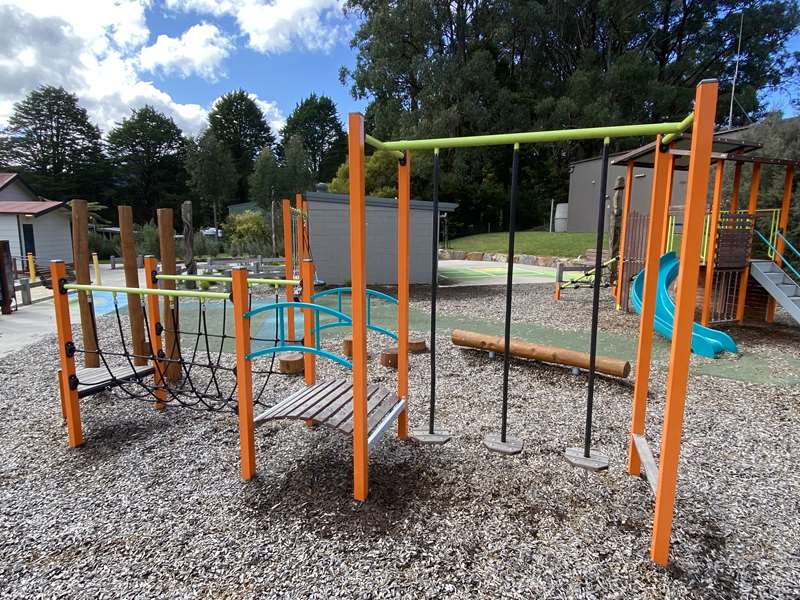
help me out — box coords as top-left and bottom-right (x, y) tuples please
(60, 364), (155, 398)
(255, 379), (404, 449)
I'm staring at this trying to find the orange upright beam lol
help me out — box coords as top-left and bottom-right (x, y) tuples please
(747, 162), (762, 213)
(651, 79), (718, 566)
(232, 267), (256, 480)
(396, 151), (411, 439)
(51, 260), (83, 447)
(659, 156), (676, 252)
(729, 162), (743, 212)
(768, 166), (795, 322)
(701, 160), (725, 326)
(301, 258), (316, 386)
(348, 113), (370, 501)
(281, 198), (295, 342)
(143, 256), (166, 410)
(735, 162), (762, 322)
(614, 161), (635, 308)
(295, 193), (306, 262)
(628, 137), (674, 477)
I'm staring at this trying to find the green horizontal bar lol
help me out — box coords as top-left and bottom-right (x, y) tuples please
(661, 112), (695, 145)
(365, 134), (405, 159)
(64, 283), (230, 300)
(156, 274), (299, 286)
(373, 121), (689, 152)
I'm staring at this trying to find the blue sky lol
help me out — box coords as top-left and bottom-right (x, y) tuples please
(0, 0), (795, 139)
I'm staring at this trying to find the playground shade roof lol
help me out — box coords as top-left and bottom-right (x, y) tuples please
(611, 135), (762, 170)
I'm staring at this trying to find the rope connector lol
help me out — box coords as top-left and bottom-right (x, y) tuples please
(155, 322), (164, 336)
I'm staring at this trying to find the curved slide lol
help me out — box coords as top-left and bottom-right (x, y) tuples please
(630, 252), (737, 358)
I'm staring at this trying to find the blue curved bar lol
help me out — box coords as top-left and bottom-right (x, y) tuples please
(316, 321), (399, 341)
(244, 301), (352, 324)
(245, 345), (352, 369)
(311, 287), (399, 305)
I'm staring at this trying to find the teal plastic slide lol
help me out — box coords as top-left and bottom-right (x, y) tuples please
(630, 252), (737, 358)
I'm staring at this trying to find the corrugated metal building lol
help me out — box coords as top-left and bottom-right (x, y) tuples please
(230, 192), (458, 285)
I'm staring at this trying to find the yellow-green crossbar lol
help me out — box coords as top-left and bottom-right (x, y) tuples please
(64, 283), (230, 300)
(365, 113), (694, 152)
(156, 274), (299, 286)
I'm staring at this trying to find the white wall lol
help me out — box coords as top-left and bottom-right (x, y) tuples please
(0, 214), (21, 256)
(20, 210), (73, 262)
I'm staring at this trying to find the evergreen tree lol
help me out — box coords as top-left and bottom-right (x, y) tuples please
(185, 130), (238, 230)
(0, 85), (106, 202)
(208, 90), (274, 203)
(280, 94), (346, 183)
(107, 106), (187, 222)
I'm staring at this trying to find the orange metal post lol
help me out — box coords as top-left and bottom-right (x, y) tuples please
(232, 267), (256, 480)
(628, 137), (673, 477)
(651, 79), (718, 566)
(614, 161), (635, 307)
(768, 166), (795, 322)
(282, 198), (295, 342)
(143, 256), (166, 410)
(396, 151), (411, 439)
(51, 260), (83, 447)
(348, 113), (370, 501)
(735, 162), (762, 322)
(701, 160), (725, 326)
(301, 258), (316, 386)
(729, 162), (742, 211)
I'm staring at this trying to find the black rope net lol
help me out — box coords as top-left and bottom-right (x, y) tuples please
(71, 287), (297, 414)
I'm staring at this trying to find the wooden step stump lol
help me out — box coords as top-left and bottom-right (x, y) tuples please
(380, 347), (398, 369)
(342, 335), (353, 358)
(279, 352), (304, 375)
(408, 337), (428, 353)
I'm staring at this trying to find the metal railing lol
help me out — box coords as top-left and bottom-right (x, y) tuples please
(754, 230), (800, 283)
(310, 287), (399, 341)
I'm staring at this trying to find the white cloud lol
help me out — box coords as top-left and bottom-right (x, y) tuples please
(250, 95), (286, 134)
(139, 23), (232, 81)
(0, 2), (210, 134)
(166, 0), (347, 54)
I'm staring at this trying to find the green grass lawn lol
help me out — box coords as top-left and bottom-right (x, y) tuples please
(448, 231), (602, 257)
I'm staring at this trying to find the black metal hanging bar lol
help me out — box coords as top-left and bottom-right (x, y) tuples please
(583, 139), (611, 457)
(500, 144), (521, 443)
(428, 148), (440, 435)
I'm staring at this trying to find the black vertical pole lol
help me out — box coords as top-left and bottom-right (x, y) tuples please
(428, 149), (440, 435)
(584, 139), (610, 458)
(500, 145), (520, 443)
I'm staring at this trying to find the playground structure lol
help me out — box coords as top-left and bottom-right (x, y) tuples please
(48, 79), (744, 567)
(614, 131), (800, 336)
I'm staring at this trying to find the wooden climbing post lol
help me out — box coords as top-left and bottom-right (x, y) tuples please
(232, 267), (256, 480)
(118, 206), (148, 365)
(701, 160), (725, 326)
(396, 150), (411, 440)
(651, 79), (718, 566)
(51, 260), (83, 447)
(157, 208), (180, 381)
(143, 255), (166, 410)
(628, 137), (673, 477)
(71, 199), (99, 368)
(348, 112), (370, 501)
(615, 161), (634, 308)
(295, 193), (306, 261)
(301, 258), (316, 386)
(282, 198), (295, 343)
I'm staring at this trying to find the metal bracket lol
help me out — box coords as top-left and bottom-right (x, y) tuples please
(157, 349), (166, 359)
(68, 374), (79, 391)
(58, 277), (68, 295)
(64, 341), (76, 358)
(398, 150), (407, 167)
(150, 270), (158, 285)
(155, 322), (163, 336)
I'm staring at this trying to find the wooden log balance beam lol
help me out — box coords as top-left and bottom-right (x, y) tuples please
(451, 329), (631, 379)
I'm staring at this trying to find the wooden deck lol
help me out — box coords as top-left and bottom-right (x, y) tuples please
(61, 364), (155, 398)
(255, 379), (404, 449)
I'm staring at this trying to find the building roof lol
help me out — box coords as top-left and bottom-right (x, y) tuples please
(0, 199), (66, 216)
(306, 191), (459, 212)
(609, 134), (762, 170)
(0, 172), (17, 189)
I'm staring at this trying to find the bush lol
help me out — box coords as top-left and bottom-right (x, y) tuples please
(88, 231), (120, 260)
(193, 232), (224, 258)
(225, 211), (272, 257)
(135, 222), (160, 257)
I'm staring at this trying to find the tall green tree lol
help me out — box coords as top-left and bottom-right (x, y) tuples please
(250, 147), (282, 209)
(185, 129), (238, 230)
(342, 0), (800, 236)
(107, 106), (187, 222)
(281, 134), (313, 195)
(0, 85), (107, 202)
(280, 94), (347, 183)
(208, 90), (274, 203)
